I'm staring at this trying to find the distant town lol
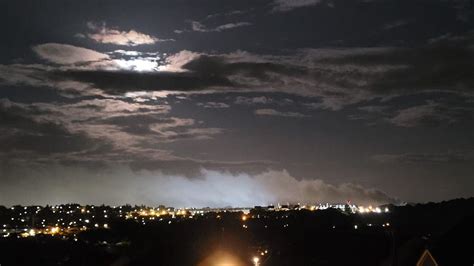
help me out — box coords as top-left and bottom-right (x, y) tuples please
(1, 202), (391, 240)
(1, 199), (472, 265)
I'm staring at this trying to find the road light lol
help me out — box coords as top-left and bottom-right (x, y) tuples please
(252, 256), (260, 266)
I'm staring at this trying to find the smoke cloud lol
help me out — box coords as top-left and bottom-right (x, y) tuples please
(0, 166), (395, 207)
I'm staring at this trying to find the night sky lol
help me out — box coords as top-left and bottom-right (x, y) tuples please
(1, 0), (473, 207)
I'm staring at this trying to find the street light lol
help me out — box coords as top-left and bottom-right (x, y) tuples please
(252, 256), (260, 266)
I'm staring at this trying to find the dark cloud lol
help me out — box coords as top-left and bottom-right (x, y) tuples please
(204, 10), (250, 20)
(319, 34), (474, 95)
(183, 21), (252, 33)
(382, 19), (411, 30)
(388, 101), (472, 127)
(77, 22), (171, 46)
(49, 69), (234, 94)
(0, 97), (225, 171)
(4, 33), (474, 114)
(272, 0), (323, 12)
(254, 108), (309, 118)
(197, 102), (230, 108)
(48, 34), (474, 112)
(0, 99), (96, 155)
(347, 99), (474, 127)
(234, 96), (295, 106)
(33, 43), (110, 65)
(372, 150), (474, 164)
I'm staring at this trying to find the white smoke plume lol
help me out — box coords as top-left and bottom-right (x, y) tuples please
(0, 166), (395, 207)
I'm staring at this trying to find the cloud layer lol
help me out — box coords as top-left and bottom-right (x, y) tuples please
(190, 21), (252, 32)
(0, 167), (395, 207)
(255, 108), (308, 118)
(33, 43), (110, 65)
(77, 22), (168, 46)
(272, 0), (322, 12)
(373, 150), (474, 163)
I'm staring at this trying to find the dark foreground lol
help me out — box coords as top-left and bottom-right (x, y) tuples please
(1, 198), (473, 266)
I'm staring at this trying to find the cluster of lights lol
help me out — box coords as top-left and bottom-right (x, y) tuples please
(132, 208), (170, 218)
(358, 206), (389, 214)
(2, 203), (392, 241)
(252, 250), (268, 266)
(1, 204), (122, 239)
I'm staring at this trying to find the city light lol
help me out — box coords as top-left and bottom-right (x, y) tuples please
(50, 227), (59, 234)
(0, 203), (392, 241)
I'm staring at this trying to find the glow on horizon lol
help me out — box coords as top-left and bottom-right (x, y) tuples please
(0, 167), (394, 208)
